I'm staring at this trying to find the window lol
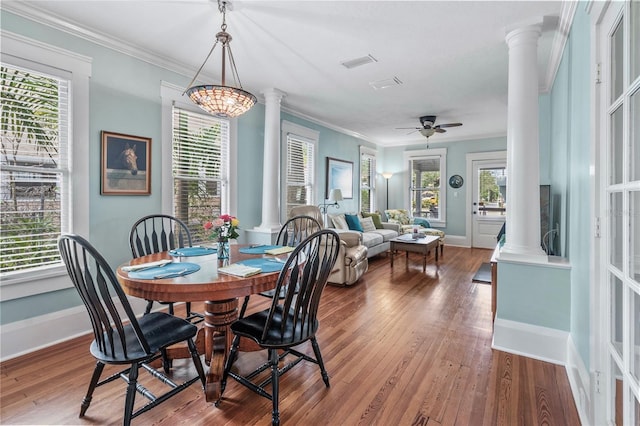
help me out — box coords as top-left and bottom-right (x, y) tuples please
(281, 121), (318, 219)
(360, 147), (377, 213)
(0, 64), (69, 275)
(172, 107), (229, 245)
(0, 33), (90, 300)
(406, 148), (447, 224)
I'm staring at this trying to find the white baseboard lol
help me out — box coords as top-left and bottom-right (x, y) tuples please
(444, 234), (469, 248)
(0, 297), (150, 362)
(566, 335), (593, 426)
(492, 318), (569, 365)
(492, 319), (595, 425)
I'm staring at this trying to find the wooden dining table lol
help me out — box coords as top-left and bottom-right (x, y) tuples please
(116, 245), (282, 403)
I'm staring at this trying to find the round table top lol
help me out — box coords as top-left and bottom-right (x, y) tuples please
(116, 245), (281, 302)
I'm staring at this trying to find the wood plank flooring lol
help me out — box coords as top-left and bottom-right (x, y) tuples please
(0, 246), (581, 425)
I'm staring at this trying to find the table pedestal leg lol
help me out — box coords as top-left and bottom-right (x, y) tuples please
(203, 298), (238, 402)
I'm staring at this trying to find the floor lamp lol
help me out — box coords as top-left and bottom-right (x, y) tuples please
(382, 172), (393, 211)
(319, 188), (343, 227)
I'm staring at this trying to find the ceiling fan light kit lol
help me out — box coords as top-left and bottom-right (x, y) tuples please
(183, 0), (256, 118)
(397, 115), (463, 139)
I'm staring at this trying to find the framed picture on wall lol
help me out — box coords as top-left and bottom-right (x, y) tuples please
(100, 131), (151, 195)
(326, 157), (353, 199)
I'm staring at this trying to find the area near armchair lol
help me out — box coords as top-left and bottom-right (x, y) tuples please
(384, 209), (445, 256)
(289, 205), (370, 286)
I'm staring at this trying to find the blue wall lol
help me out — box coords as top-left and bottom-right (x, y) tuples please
(558, 4), (592, 367)
(381, 137), (507, 236)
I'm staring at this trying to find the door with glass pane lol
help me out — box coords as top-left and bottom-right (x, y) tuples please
(599, 1), (640, 424)
(472, 160), (507, 249)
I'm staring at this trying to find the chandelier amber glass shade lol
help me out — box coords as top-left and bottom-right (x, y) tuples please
(186, 84), (257, 118)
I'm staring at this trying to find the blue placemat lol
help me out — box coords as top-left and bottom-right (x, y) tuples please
(236, 258), (285, 273)
(169, 246), (217, 257)
(128, 262), (200, 279)
(238, 245), (282, 254)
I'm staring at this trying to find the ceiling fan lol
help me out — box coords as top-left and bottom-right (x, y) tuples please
(397, 115), (463, 139)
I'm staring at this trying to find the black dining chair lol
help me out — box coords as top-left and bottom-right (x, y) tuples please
(57, 234), (206, 426)
(220, 229), (340, 426)
(238, 215), (322, 318)
(129, 214), (197, 319)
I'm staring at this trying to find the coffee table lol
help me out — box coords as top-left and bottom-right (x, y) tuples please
(390, 234), (440, 272)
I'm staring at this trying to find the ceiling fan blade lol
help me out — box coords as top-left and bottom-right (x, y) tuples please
(395, 127), (421, 130)
(406, 129), (419, 135)
(436, 122), (463, 129)
(435, 128), (447, 133)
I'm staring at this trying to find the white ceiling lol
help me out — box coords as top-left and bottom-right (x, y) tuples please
(4, 0), (565, 147)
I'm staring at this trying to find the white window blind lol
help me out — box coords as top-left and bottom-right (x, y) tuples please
(172, 107), (229, 244)
(360, 151), (376, 213)
(0, 64), (69, 275)
(285, 134), (315, 216)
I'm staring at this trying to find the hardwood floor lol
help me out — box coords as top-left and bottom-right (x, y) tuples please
(0, 246), (580, 425)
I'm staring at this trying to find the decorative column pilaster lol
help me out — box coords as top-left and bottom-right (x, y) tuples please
(256, 88), (286, 232)
(500, 24), (546, 261)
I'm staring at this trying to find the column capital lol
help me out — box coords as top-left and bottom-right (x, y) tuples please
(260, 88), (287, 102)
(505, 22), (542, 46)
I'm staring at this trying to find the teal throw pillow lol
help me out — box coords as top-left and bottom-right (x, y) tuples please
(345, 214), (364, 232)
(413, 217), (431, 228)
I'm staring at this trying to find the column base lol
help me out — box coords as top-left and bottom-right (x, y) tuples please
(245, 228), (279, 245)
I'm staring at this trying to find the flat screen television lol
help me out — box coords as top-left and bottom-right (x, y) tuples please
(496, 185), (552, 253)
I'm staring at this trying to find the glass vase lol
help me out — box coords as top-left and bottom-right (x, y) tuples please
(217, 238), (230, 260)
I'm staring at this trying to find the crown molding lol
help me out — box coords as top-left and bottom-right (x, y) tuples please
(542, 1), (578, 93)
(280, 104), (375, 145)
(1, 2), (210, 83)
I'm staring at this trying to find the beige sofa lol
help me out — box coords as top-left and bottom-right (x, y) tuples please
(289, 206), (374, 286)
(326, 212), (400, 258)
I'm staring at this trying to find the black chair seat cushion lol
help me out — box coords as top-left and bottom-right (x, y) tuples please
(90, 312), (198, 364)
(230, 306), (318, 348)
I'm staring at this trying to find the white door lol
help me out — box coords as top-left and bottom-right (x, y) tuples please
(471, 159), (507, 249)
(596, 1), (640, 424)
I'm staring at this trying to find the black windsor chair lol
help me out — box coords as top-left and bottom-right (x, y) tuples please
(129, 214), (198, 319)
(239, 215), (322, 318)
(220, 229), (340, 426)
(57, 234), (206, 426)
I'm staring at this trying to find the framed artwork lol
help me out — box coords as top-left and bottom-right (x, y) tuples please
(326, 157), (353, 199)
(100, 131), (151, 195)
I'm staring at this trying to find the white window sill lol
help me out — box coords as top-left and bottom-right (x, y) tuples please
(0, 265), (71, 301)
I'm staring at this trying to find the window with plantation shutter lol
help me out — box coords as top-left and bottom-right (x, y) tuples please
(0, 64), (69, 275)
(360, 148), (376, 213)
(172, 107), (229, 245)
(284, 134), (315, 217)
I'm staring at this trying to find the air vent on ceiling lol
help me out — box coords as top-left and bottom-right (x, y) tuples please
(369, 77), (403, 90)
(340, 54), (378, 69)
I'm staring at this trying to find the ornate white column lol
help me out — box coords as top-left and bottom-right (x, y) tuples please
(500, 24), (546, 260)
(256, 88), (286, 232)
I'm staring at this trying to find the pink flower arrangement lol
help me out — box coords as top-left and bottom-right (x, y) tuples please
(203, 214), (240, 240)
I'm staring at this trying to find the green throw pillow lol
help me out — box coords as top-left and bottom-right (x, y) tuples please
(362, 212), (383, 229)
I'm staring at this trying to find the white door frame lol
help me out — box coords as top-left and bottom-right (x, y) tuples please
(592, 1), (638, 424)
(465, 151), (507, 248)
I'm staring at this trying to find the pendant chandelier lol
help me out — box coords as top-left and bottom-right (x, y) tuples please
(183, 0), (256, 118)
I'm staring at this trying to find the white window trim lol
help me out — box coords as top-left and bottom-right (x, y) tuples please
(403, 147), (447, 228)
(280, 120), (319, 220)
(160, 81), (238, 217)
(0, 31), (91, 301)
(360, 145), (377, 212)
